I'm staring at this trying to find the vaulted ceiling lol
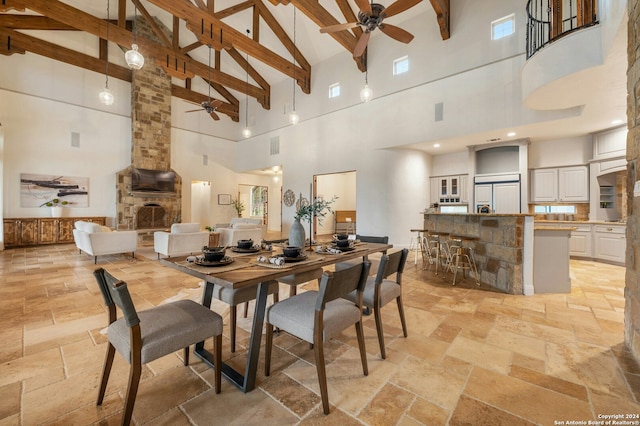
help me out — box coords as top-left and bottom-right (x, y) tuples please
(0, 0), (450, 122)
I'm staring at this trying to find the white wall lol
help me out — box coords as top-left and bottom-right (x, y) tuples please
(431, 151), (469, 176)
(528, 135), (592, 168)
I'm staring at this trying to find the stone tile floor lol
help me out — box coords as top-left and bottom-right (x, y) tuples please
(0, 243), (638, 425)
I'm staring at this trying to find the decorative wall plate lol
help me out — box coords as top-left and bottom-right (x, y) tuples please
(283, 189), (295, 207)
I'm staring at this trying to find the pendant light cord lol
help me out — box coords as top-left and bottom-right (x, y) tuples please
(105, 0), (110, 88)
(292, 6), (296, 111)
(133, 1), (138, 44)
(245, 29), (250, 129)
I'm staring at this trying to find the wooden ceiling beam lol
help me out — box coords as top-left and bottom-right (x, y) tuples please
(0, 26), (132, 81)
(428, 0), (450, 40)
(131, 0), (172, 48)
(172, 84), (239, 121)
(0, 15), (76, 30)
(118, 0), (126, 28)
(214, 0), (254, 20)
(288, 0), (357, 54)
(8, 0), (268, 103)
(146, 0), (308, 89)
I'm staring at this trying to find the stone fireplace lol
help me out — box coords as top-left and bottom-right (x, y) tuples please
(115, 17), (181, 234)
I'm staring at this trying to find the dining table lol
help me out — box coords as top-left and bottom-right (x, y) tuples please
(160, 241), (392, 393)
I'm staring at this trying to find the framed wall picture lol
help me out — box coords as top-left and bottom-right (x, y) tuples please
(218, 194), (231, 205)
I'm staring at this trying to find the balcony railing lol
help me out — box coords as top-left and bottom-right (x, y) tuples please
(526, 0), (598, 58)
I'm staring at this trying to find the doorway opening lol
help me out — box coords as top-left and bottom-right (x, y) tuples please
(238, 184), (268, 226)
(313, 171), (356, 241)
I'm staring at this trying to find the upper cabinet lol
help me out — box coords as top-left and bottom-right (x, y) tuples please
(530, 166), (589, 202)
(593, 126), (627, 160)
(430, 175), (468, 204)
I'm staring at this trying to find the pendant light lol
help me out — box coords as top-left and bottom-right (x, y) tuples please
(99, 0), (115, 105)
(242, 29), (252, 139)
(288, 6), (299, 125)
(360, 58), (373, 102)
(125, 1), (144, 69)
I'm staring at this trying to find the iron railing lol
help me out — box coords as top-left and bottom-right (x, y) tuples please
(526, 0), (598, 58)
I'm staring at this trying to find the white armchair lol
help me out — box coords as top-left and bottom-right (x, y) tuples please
(72, 221), (138, 264)
(217, 221), (263, 247)
(154, 223), (209, 259)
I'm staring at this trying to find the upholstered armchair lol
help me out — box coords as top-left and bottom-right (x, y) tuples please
(216, 219), (264, 247)
(153, 223), (209, 259)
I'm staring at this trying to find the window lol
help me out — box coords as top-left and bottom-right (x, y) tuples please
(328, 83), (340, 98)
(492, 14), (515, 40)
(533, 205), (577, 214)
(393, 56), (409, 75)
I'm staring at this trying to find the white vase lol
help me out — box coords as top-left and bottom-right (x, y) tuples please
(288, 219), (305, 248)
(50, 206), (62, 218)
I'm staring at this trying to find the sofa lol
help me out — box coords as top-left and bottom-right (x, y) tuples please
(72, 221), (138, 264)
(154, 223), (209, 259)
(216, 218), (264, 247)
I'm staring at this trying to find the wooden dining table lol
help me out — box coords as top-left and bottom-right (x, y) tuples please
(160, 241), (392, 393)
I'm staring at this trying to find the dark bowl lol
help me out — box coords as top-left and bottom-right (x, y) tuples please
(202, 246), (225, 262)
(237, 239), (253, 249)
(336, 239), (350, 248)
(283, 246), (302, 258)
(336, 233), (349, 240)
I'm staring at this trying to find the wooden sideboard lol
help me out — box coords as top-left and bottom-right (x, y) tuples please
(3, 217), (106, 248)
(334, 210), (356, 234)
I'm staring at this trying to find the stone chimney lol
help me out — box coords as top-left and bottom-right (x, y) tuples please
(116, 16), (181, 233)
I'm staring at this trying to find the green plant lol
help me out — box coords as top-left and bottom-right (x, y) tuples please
(205, 226), (215, 232)
(294, 196), (337, 225)
(231, 197), (245, 217)
(42, 198), (69, 207)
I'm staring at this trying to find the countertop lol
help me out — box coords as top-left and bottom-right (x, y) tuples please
(534, 226), (577, 231)
(534, 220), (626, 225)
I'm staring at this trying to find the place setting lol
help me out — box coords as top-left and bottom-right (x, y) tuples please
(253, 245), (320, 268)
(179, 246), (252, 273)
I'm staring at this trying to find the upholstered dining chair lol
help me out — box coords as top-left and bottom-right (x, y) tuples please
(344, 248), (409, 359)
(334, 235), (389, 274)
(264, 261), (371, 415)
(93, 268), (223, 425)
(212, 281), (280, 353)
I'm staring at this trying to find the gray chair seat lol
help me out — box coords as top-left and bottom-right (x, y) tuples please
(108, 299), (223, 364)
(348, 276), (401, 309)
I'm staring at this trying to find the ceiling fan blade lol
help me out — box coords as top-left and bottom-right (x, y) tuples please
(185, 109), (202, 113)
(353, 31), (371, 58)
(210, 99), (223, 108)
(354, 0), (372, 15)
(381, 0), (421, 18)
(379, 24), (414, 44)
(320, 22), (359, 34)
(209, 111), (221, 121)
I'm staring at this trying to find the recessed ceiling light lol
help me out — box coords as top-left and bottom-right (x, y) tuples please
(434, 143), (440, 148)
(612, 119), (623, 125)
(507, 132), (516, 137)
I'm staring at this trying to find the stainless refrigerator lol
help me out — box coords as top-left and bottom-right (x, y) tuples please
(474, 174), (521, 213)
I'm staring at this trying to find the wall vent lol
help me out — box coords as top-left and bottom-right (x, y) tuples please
(71, 132), (80, 147)
(270, 136), (280, 155)
(203, 154), (208, 166)
(435, 102), (444, 122)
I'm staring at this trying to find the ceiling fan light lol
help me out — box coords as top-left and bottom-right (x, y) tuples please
(288, 110), (299, 125)
(125, 44), (144, 69)
(242, 127), (252, 138)
(99, 87), (114, 105)
(360, 83), (373, 102)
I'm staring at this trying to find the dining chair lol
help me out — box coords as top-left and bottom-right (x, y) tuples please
(93, 268), (223, 426)
(264, 261), (371, 414)
(344, 248), (409, 359)
(334, 234), (389, 273)
(212, 281), (280, 353)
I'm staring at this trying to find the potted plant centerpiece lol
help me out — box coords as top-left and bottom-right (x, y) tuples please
(290, 195), (337, 249)
(231, 197), (245, 218)
(42, 198), (69, 217)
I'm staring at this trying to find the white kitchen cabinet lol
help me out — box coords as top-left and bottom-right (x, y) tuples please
(431, 174), (467, 204)
(530, 168), (558, 202)
(460, 175), (469, 203)
(493, 182), (521, 213)
(593, 224), (626, 264)
(593, 126), (627, 160)
(474, 184), (492, 206)
(569, 224), (592, 257)
(430, 178), (439, 205)
(530, 166), (589, 202)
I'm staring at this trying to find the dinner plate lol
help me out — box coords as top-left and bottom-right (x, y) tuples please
(331, 245), (355, 252)
(194, 256), (234, 267)
(231, 246), (260, 253)
(277, 253), (308, 262)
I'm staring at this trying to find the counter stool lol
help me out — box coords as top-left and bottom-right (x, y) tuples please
(444, 236), (480, 286)
(409, 229), (429, 265)
(424, 232), (450, 274)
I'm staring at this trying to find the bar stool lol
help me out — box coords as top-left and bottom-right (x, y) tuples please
(424, 232), (450, 274)
(444, 236), (480, 286)
(409, 228), (429, 265)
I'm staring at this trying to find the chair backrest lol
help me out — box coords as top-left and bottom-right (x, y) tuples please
(356, 235), (389, 244)
(375, 248), (409, 283)
(316, 261), (371, 311)
(94, 268), (140, 327)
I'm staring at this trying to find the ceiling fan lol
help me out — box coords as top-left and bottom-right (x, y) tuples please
(320, 0), (421, 58)
(185, 45), (222, 120)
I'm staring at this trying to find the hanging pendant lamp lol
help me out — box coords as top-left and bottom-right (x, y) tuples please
(360, 61), (373, 102)
(125, 1), (144, 69)
(288, 6), (299, 125)
(242, 29), (252, 138)
(99, 0), (115, 105)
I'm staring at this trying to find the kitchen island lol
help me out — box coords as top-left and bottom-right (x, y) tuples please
(532, 226), (573, 293)
(423, 213), (535, 295)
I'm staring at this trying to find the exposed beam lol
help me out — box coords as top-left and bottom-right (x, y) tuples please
(0, 26), (132, 81)
(333, 0), (366, 71)
(118, 0), (126, 28)
(0, 15), (76, 30)
(131, 0), (172, 48)
(8, 0), (268, 104)
(214, 0), (254, 20)
(172, 84), (239, 121)
(146, 0), (308, 89)
(428, 0), (450, 40)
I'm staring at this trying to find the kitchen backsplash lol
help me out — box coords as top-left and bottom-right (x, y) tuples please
(528, 203), (590, 221)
